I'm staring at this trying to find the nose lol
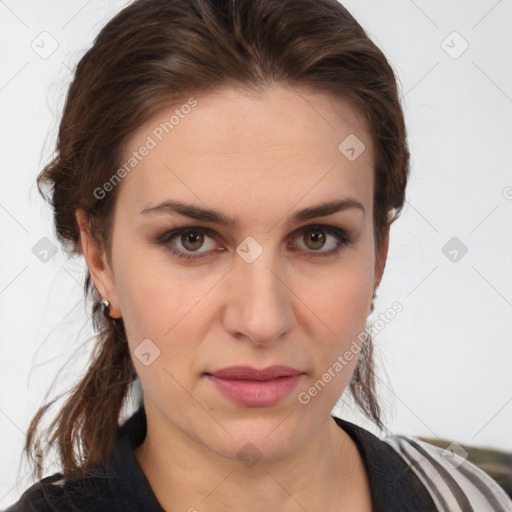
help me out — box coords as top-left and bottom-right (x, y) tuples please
(221, 245), (295, 346)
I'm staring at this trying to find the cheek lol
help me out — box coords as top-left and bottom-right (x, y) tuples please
(299, 241), (374, 382)
(328, 273), (372, 336)
(113, 243), (216, 375)
(300, 248), (374, 336)
(113, 233), (195, 331)
(307, 275), (370, 378)
(295, 276), (371, 411)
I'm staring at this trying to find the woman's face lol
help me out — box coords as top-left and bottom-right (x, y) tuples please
(82, 84), (387, 462)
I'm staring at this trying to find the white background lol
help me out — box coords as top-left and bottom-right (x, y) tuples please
(1, 0), (511, 507)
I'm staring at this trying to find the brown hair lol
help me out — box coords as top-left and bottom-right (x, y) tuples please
(26, 0), (409, 482)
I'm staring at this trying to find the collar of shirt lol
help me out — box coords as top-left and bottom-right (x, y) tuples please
(99, 406), (437, 512)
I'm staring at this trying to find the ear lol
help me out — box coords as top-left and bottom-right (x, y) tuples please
(76, 208), (121, 319)
(374, 227), (390, 292)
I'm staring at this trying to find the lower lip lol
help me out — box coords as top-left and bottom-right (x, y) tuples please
(205, 374), (303, 407)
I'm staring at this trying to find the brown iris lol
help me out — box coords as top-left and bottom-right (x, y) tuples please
(181, 230), (205, 251)
(303, 228), (326, 250)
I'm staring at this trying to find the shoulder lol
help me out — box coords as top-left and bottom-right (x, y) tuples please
(4, 470), (117, 512)
(5, 407), (159, 512)
(384, 433), (512, 512)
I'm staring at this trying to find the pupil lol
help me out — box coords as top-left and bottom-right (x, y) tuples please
(308, 230), (325, 249)
(183, 231), (203, 250)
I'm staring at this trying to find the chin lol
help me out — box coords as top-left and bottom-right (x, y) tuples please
(199, 412), (313, 464)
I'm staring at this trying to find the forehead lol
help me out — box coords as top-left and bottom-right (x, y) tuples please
(116, 84), (374, 223)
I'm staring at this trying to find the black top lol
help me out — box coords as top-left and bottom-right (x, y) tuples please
(4, 406), (441, 511)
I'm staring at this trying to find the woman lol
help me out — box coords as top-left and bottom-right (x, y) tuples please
(6, 0), (511, 511)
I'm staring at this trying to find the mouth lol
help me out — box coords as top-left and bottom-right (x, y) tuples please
(203, 365), (304, 407)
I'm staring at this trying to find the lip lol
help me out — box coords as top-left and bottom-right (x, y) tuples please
(208, 365), (303, 380)
(204, 365), (304, 407)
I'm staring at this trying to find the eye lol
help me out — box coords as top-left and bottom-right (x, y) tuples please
(291, 224), (352, 258)
(156, 227), (221, 260)
(153, 224), (353, 260)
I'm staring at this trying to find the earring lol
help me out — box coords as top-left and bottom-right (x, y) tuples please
(100, 297), (127, 341)
(101, 298), (112, 318)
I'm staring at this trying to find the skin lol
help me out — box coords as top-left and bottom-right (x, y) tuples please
(77, 84), (389, 512)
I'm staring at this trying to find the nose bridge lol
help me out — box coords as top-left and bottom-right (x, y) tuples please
(242, 248), (281, 301)
(224, 238), (294, 344)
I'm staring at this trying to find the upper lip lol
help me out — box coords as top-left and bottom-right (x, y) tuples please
(206, 365), (303, 381)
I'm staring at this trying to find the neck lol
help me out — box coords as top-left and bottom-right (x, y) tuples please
(134, 406), (371, 512)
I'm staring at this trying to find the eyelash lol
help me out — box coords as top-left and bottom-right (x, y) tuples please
(153, 224), (353, 261)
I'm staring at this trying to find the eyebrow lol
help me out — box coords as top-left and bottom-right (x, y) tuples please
(139, 198), (365, 226)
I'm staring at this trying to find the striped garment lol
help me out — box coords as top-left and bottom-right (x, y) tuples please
(384, 434), (512, 511)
